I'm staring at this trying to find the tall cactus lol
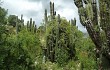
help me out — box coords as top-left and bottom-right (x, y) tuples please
(45, 1), (56, 62)
(71, 18), (76, 26)
(16, 16), (18, 35)
(73, 0), (110, 69)
(27, 21), (29, 31)
(44, 9), (48, 57)
(70, 18), (76, 59)
(44, 9), (48, 31)
(32, 21), (35, 33)
(34, 24), (37, 33)
(21, 14), (24, 26)
(55, 14), (61, 61)
(29, 18), (32, 32)
(50, 1), (56, 20)
(56, 14), (61, 48)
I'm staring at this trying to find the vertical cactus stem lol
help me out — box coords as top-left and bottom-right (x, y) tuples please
(50, 1), (52, 20)
(57, 14), (61, 44)
(71, 19), (73, 26)
(27, 21), (29, 31)
(42, 47), (47, 63)
(50, 1), (55, 20)
(30, 18), (32, 24)
(33, 21), (35, 28)
(33, 21), (35, 33)
(44, 9), (47, 31)
(30, 18), (32, 32)
(34, 25), (37, 33)
(44, 9), (48, 60)
(21, 14), (23, 22)
(50, 51), (54, 62)
(21, 14), (22, 19)
(57, 14), (61, 23)
(16, 16), (18, 35)
(52, 2), (55, 19)
(92, 0), (98, 25)
(21, 14), (24, 26)
(54, 11), (56, 16)
(44, 9), (48, 47)
(74, 18), (76, 26)
(69, 20), (70, 24)
(55, 14), (61, 61)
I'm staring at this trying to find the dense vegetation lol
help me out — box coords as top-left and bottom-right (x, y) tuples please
(74, 0), (110, 69)
(0, 0), (109, 70)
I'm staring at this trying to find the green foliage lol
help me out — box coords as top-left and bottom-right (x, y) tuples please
(0, 24), (41, 70)
(75, 37), (97, 69)
(45, 17), (80, 66)
(0, 1), (103, 69)
(55, 47), (69, 66)
(0, 7), (7, 24)
(8, 15), (17, 27)
(0, 6), (7, 43)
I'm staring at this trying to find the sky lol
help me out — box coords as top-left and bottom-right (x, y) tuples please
(1, 0), (87, 32)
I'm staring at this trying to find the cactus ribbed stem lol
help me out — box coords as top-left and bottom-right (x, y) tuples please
(16, 16), (18, 35)
(55, 14), (60, 61)
(30, 18), (32, 32)
(74, 0), (110, 68)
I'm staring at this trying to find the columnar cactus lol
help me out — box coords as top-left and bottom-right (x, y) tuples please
(55, 14), (61, 61)
(27, 19), (36, 33)
(45, 1), (57, 62)
(21, 14), (24, 26)
(33, 21), (35, 27)
(34, 25), (37, 33)
(32, 21), (35, 33)
(71, 18), (76, 26)
(56, 14), (61, 46)
(16, 16), (18, 34)
(44, 9), (48, 30)
(74, 0), (110, 69)
(70, 18), (76, 58)
(27, 21), (29, 31)
(50, 1), (56, 20)
(29, 18), (32, 32)
(44, 9), (48, 57)
(50, 2), (52, 19)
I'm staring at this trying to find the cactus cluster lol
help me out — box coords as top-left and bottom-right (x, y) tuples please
(15, 15), (24, 34)
(74, 0), (110, 68)
(15, 14), (37, 34)
(43, 1), (57, 62)
(50, 1), (56, 20)
(26, 18), (37, 33)
(43, 1), (77, 62)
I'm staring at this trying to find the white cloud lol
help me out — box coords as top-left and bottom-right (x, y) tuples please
(2, 0), (43, 25)
(3, 0), (43, 11)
